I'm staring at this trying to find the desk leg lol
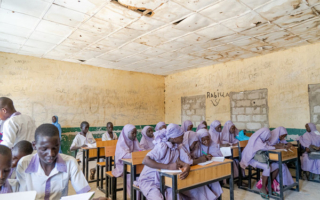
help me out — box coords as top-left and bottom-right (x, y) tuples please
(279, 160), (284, 200)
(123, 163), (127, 200)
(230, 162), (234, 200)
(295, 158), (300, 191)
(131, 165), (136, 200)
(86, 150), (89, 181)
(160, 173), (165, 199)
(268, 174), (272, 197)
(172, 175), (177, 200)
(82, 150), (85, 175)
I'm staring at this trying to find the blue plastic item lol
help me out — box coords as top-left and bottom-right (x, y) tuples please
(236, 130), (250, 141)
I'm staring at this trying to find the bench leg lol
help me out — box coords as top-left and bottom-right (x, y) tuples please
(248, 166), (252, 189)
(100, 166), (104, 191)
(111, 177), (117, 200)
(97, 165), (100, 188)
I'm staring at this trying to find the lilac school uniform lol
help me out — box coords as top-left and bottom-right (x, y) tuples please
(112, 124), (141, 196)
(268, 127), (294, 185)
(136, 124), (201, 200)
(297, 123), (320, 174)
(208, 120), (221, 145)
(140, 126), (155, 150)
(193, 129), (223, 199)
(16, 153), (90, 200)
(240, 128), (279, 177)
(181, 120), (193, 133)
(0, 179), (19, 194)
(220, 121), (241, 178)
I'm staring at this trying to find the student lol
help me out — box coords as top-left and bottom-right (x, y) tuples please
(193, 129), (223, 199)
(10, 140), (34, 179)
(220, 120), (239, 146)
(52, 116), (62, 153)
(181, 120), (193, 132)
(0, 97), (36, 148)
(16, 124), (107, 200)
(208, 120), (222, 145)
(112, 124), (141, 196)
(140, 126), (154, 150)
(240, 128), (282, 199)
(0, 145), (18, 193)
(135, 123), (191, 200)
(155, 121), (166, 131)
(268, 126), (294, 186)
(196, 120), (207, 131)
(298, 123), (320, 180)
(70, 121), (96, 179)
(102, 122), (117, 141)
(0, 119), (4, 141)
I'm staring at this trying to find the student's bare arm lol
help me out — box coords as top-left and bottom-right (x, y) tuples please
(142, 156), (177, 170)
(192, 156), (208, 165)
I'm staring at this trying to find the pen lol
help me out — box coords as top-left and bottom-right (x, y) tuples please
(202, 151), (207, 155)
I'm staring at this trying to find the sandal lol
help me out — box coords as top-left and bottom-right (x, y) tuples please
(260, 192), (269, 199)
(272, 191), (280, 197)
(90, 168), (96, 180)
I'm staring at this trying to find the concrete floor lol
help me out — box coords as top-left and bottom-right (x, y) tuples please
(68, 161), (320, 200)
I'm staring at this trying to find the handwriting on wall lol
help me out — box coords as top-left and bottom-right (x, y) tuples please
(207, 90), (229, 106)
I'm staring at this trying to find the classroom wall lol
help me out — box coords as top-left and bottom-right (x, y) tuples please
(165, 42), (320, 140)
(0, 52), (165, 154)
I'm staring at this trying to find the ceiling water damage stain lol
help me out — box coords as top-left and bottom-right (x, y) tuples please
(2, 0), (320, 75)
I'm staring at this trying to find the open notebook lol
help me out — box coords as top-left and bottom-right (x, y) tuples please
(0, 191), (36, 200)
(61, 192), (95, 200)
(198, 157), (225, 166)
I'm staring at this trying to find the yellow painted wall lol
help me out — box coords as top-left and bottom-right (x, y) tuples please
(165, 42), (320, 129)
(0, 52), (165, 127)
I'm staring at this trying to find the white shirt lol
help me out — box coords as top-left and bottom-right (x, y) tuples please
(0, 179), (19, 193)
(2, 114), (36, 148)
(16, 153), (90, 200)
(102, 132), (118, 141)
(70, 132), (95, 161)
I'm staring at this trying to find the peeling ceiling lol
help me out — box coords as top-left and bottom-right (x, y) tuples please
(0, 0), (320, 75)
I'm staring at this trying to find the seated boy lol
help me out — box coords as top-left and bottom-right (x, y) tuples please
(10, 140), (34, 179)
(0, 145), (19, 193)
(16, 124), (106, 200)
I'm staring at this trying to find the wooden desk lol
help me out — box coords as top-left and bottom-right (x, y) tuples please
(267, 148), (299, 200)
(231, 146), (239, 158)
(159, 159), (234, 200)
(122, 159), (145, 200)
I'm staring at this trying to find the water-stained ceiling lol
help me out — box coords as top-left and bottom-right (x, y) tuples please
(0, 0), (320, 75)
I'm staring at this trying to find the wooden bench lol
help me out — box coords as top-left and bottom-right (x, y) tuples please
(103, 143), (121, 200)
(122, 150), (150, 200)
(96, 140), (117, 191)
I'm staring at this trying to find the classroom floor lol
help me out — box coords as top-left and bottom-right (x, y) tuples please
(67, 162), (320, 200)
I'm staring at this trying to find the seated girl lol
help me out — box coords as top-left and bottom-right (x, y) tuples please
(240, 128), (282, 199)
(297, 123), (320, 180)
(140, 126), (154, 150)
(112, 124), (141, 196)
(208, 120), (222, 145)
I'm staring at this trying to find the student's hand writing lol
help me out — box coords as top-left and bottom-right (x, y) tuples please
(179, 164), (190, 180)
(274, 143), (284, 149)
(198, 155), (207, 163)
(286, 143), (293, 148)
(205, 154), (213, 160)
(81, 144), (88, 148)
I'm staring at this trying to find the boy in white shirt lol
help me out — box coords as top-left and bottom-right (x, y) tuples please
(16, 123), (106, 200)
(102, 122), (117, 141)
(0, 97), (36, 148)
(0, 145), (19, 194)
(10, 140), (34, 179)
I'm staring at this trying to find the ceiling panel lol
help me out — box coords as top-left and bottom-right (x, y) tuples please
(1, 0), (320, 75)
(1, 0), (50, 18)
(43, 4), (88, 27)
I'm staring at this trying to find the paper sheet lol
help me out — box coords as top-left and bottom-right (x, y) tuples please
(0, 191), (37, 200)
(61, 192), (95, 200)
(87, 143), (97, 148)
(198, 157), (225, 166)
(160, 169), (182, 173)
(220, 147), (232, 157)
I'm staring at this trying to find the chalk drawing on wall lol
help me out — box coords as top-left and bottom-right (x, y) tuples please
(308, 84), (320, 130)
(181, 95), (206, 127)
(230, 89), (269, 131)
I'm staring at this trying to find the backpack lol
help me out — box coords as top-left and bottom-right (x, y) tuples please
(254, 150), (270, 166)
